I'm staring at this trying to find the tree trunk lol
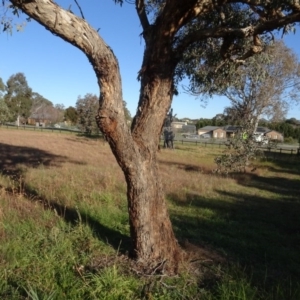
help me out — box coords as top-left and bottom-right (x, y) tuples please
(125, 151), (181, 273)
(11, 0), (181, 273)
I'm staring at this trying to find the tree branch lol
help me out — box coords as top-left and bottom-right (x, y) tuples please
(9, 0), (136, 169)
(73, 0), (85, 19)
(174, 10), (300, 62)
(135, 0), (149, 32)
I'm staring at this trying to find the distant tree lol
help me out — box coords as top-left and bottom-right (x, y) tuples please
(268, 121), (300, 139)
(0, 77), (5, 95)
(64, 106), (78, 125)
(0, 77), (11, 123)
(51, 103), (65, 124)
(4, 73), (32, 124)
(286, 118), (300, 126)
(0, 78), (11, 124)
(123, 101), (132, 124)
(31, 92), (52, 110)
(212, 113), (226, 126)
(30, 92), (54, 124)
(217, 41), (300, 134)
(76, 94), (98, 135)
(196, 118), (212, 129)
(0, 99), (11, 124)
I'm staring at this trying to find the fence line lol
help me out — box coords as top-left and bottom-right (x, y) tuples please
(1, 123), (87, 135)
(168, 139), (300, 156)
(2, 124), (299, 156)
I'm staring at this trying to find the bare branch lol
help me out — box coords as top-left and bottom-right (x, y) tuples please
(135, 0), (149, 32)
(73, 0), (85, 20)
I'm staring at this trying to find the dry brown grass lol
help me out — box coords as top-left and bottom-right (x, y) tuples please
(0, 129), (227, 196)
(1, 128), (300, 299)
(0, 128), (273, 207)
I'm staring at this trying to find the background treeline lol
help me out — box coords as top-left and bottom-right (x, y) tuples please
(0, 73), (132, 135)
(0, 73), (65, 126)
(1, 73), (299, 140)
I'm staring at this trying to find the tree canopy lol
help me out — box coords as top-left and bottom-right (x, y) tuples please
(4, 72), (32, 122)
(219, 41), (300, 128)
(0, 72), (67, 125)
(64, 106), (78, 125)
(0, 77), (11, 123)
(76, 93), (99, 135)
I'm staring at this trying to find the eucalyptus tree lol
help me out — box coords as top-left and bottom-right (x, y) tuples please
(4, 72), (32, 123)
(205, 41), (300, 173)
(7, 0), (300, 273)
(30, 92), (54, 122)
(52, 103), (65, 124)
(76, 93), (99, 135)
(123, 101), (132, 124)
(0, 78), (11, 123)
(0, 99), (11, 123)
(64, 106), (78, 125)
(204, 41), (300, 133)
(0, 77), (5, 95)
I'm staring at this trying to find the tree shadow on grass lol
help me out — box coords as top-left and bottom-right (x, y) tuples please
(261, 155), (300, 176)
(168, 175), (300, 291)
(75, 133), (106, 141)
(0, 142), (130, 253)
(24, 184), (131, 253)
(232, 173), (300, 201)
(0, 142), (85, 177)
(158, 159), (213, 174)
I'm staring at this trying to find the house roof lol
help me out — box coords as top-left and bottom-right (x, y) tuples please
(264, 130), (283, 135)
(223, 125), (242, 132)
(256, 126), (271, 133)
(198, 126), (222, 131)
(171, 121), (187, 125)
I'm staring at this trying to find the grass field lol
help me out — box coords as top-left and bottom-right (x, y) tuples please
(0, 128), (299, 299)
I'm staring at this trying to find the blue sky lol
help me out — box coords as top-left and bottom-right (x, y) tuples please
(1, 0), (300, 120)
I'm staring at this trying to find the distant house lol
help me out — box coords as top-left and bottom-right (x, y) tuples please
(265, 130), (284, 141)
(255, 126), (270, 134)
(223, 125), (242, 138)
(223, 125), (284, 141)
(256, 127), (284, 141)
(171, 121), (187, 129)
(198, 126), (226, 139)
(171, 121), (196, 134)
(27, 112), (52, 127)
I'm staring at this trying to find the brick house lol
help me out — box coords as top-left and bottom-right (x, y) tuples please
(223, 125), (242, 138)
(255, 127), (283, 141)
(198, 126), (227, 138)
(265, 130), (284, 141)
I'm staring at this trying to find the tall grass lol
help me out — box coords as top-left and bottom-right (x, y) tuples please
(0, 129), (299, 299)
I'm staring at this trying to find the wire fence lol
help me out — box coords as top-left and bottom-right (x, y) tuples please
(1, 123), (82, 134)
(2, 123), (299, 157)
(163, 138), (300, 157)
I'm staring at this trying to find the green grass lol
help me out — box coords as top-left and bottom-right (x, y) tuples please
(0, 129), (300, 299)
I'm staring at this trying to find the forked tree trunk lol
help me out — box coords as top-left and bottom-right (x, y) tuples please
(12, 0), (181, 273)
(125, 73), (181, 272)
